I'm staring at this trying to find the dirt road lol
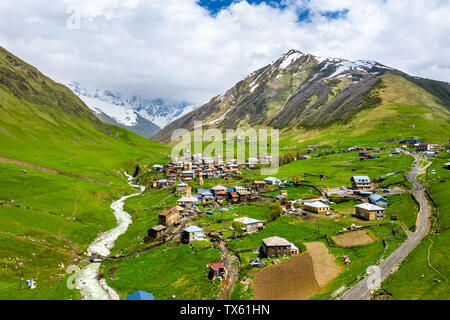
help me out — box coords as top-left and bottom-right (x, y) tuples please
(341, 154), (432, 300)
(217, 240), (240, 300)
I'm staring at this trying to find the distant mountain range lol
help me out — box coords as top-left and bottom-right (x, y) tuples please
(154, 49), (450, 143)
(67, 82), (196, 138)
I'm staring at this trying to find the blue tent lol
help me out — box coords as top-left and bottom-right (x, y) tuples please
(126, 291), (155, 300)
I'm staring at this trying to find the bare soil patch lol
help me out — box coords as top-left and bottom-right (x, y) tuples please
(252, 253), (320, 300)
(332, 230), (374, 247)
(305, 242), (342, 288)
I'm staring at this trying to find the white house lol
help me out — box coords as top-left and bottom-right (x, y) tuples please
(234, 185), (247, 193)
(177, 196), (198, 208)
(264, 177), (282, 186)
(304, 201), (330, 214)
(181, 226), (205, 243)
(233, 217), (263, 232)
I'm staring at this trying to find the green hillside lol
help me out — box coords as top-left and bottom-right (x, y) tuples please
(0, 46), (169, 299)
(155, 50), (450, 148)
(280, 73), (450, 148)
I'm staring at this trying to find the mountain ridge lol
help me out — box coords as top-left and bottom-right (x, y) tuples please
(68, 82), (197, 138)
(154, 49), (450, 143)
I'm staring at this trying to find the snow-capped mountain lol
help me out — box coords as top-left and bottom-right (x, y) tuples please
(154, 49), (449, 143)
(67, 82), (196, 138)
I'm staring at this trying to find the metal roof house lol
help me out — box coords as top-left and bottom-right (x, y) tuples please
(351, 176), (372, 190)
(126, 291), (155, 300)
(304, 201), (330, 214)
(264, 177), (282, 185)
(233, 217), (264, 232)
(368, 194), (388, 206)
(355, 203), (386, 221)
(262, 236), (292, 257)
(182, 226), (206, 243)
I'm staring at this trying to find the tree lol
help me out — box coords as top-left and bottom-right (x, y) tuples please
(269, 201), (283, 221)
(231, 221), (246, 238)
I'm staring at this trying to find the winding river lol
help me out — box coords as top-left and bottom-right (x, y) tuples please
(75, 172), (145, 300)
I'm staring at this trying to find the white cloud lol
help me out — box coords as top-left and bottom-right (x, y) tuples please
(0, 0), (448, 105)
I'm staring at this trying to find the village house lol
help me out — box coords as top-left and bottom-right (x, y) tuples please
(208, 262), (227, 280)
(304, 201), (330, 214)
(200, 190), (215, 203)
(215, 190), (228, 201)
(368, 194), (389, 207)
(238, 190), (252, 202)
(264, 177), (282, 186)
(158, 206), (181, 226)
(212, 185), (228, 193)
(246, 158), (259, 168)
(351, 176), (372, 190)
(415, 142), (432, 151)
(253, 180), (267, 191)
(355, 203), (386, 221)
(233, 217), (264, 233)
(181, 226), (206, 243)
(177, 187), (198, 208)
(167, 173), (177, 182)
(222, 170), (233, 179)
(399, 137), (419, 146)
(177, 195), (199, 208)
(260, 155), (273, 164)
(234, 185), (247, 193)
(262, 236), (295, 257)
(228, 192), (239, 203)
(152, 164), (164, 172)
(147, 224), (167, 241)
(290, 243), (300, 255)
(156, 179), (170, 189)
(182, 170), (194, 181)
(360, 151), (376, 159)
(177, 182), (189, 194)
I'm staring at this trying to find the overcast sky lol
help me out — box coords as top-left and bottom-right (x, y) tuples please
(0, 0), (449, 105)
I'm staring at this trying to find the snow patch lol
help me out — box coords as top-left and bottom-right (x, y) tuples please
(80, 96), (138, 126)
(279, 51), (304, 70)
(67, 82), (195, 128)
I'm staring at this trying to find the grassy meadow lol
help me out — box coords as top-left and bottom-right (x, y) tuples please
(379, 157), (450, 299)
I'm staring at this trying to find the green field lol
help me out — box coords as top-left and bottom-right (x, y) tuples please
(379, 157), (450, 299)
(103, 245), (222, 300)
(385, 193), (419, 231)
(261, 185), (321, 199)
(244, 152), (413, 188)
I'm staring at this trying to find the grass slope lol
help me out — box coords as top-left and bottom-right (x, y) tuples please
(379, 157), (450, 299)
(0, 46), (169, 299)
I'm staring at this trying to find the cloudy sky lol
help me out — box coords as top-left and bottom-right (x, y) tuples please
(0, 0), (449, 105)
